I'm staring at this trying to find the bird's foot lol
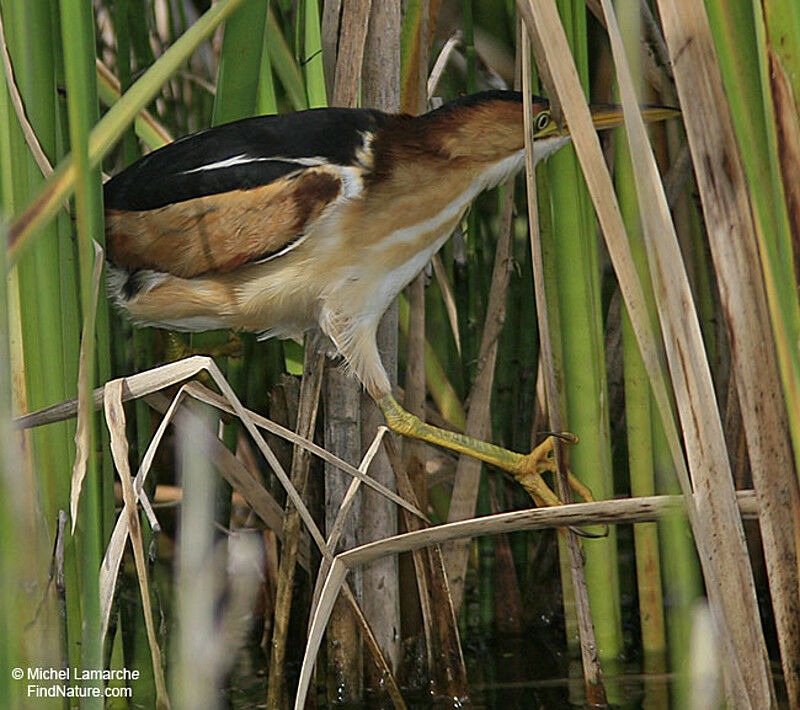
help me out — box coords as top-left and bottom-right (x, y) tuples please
(377, 394), (591, 508)
(511, 433), (593, 507)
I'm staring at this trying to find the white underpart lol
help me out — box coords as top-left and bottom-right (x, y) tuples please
(364, 139), (571, 316)
(320, 144), (574, 395)
(533, 134), (573, 162)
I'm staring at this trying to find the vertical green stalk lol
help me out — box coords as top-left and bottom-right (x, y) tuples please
(2, 0), (84, 670)
(9, 0), (72, 521)
(59, 0), (105, 700)
(302, 0), (326, 108)
(266, 8), (308, 111)
(0, 30), (30, 710)
(0, 231), (16, 710)
(212, 0), (269, 125)
(256, 9), (278, 116)
(208, 0), (270, 528)
(545, 0), (622, 670)
(615, 0), (666, 683)
(535, 160), (582, 657)
(655, 423), (702, 709)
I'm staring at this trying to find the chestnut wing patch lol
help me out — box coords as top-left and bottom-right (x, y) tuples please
(106, 168), (343, 278)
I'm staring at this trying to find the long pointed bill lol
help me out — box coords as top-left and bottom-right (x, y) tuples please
(588, 104), (680, 131)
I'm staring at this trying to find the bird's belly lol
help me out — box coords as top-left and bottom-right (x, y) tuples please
(368, 228), (452, 316)
(319, 214), (460, 326)
(116, 205), (459, 340)
(111, 259), (319, 339)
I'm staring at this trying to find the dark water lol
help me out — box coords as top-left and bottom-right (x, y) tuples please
(226, 633), (676, 710)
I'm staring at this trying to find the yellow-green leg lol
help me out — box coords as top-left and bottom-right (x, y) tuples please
(378, 393), (592, 507)
(163, 331), (243, 362)
(161, 331), (244, 393)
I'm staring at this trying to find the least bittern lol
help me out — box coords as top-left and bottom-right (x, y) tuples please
(105, 90), (675, 506)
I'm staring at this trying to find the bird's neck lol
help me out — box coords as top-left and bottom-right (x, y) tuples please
(425, 97), (528, 162)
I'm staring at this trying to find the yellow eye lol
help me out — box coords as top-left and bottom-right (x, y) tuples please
(536, 112), (550, 131)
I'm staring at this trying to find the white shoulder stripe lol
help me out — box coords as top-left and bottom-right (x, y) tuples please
(180, 154), (333, 175)
(180, 153), (252, 174)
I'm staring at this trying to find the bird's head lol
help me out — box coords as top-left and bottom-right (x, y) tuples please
(529, 101), (680, 161)
(429, 92), (678, 164)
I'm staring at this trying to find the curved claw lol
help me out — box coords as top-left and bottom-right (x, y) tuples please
(512, 432), (592, 507)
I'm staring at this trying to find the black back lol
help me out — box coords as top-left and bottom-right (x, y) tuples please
(104, 107), (388, 211)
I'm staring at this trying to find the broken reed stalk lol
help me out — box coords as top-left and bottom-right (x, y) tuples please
(442, 177), (517, 613)
(360, 0), (403, 682)
(383, 436), (468, 701)
(322, 1), (374, 699)
(266, 346), (324, 710)
(520, 27), (607, 706)
(144, 383), (409, 708)
(13, 360), (424, 520)
(91, 356), (408, 708)
(398, 0), (431, 664)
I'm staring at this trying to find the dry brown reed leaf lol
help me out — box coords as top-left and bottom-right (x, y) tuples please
(652, 0), (800, 700)
(426, 34), (462, 352)
(602, 0), (774, 703)
(99, 383), (188, 636)
(17, 357), (424, 519)
(81, 356), (407, 707)
(104, 379), (170, 709)
(426, 31), (461, 101)
(769, 51), (800, 247)
(430, 254), (461, 357)
(69, 242), (103, 532)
